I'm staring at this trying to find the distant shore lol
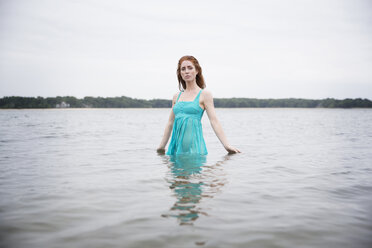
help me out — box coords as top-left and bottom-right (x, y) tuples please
(1, 96), (371, 108)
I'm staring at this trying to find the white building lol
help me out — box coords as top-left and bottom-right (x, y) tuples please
(56, 101), (70, 108)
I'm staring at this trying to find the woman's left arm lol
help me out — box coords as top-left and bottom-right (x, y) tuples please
(202, 90), (241, 154)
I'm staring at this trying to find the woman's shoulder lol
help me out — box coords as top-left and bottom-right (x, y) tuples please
(172, 91), (181, 98)
(172, 91), (181, 102)
(201, 89), (213, 99)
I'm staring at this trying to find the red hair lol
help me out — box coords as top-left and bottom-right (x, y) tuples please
(177, 55), (206, 91)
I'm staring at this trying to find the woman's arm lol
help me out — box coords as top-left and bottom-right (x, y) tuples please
(157, 93), (177, 154)
(203, 90), (241, 154)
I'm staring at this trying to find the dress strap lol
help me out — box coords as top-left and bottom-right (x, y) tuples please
(176, 91), (183, 102)
(194, 89), (203, 102)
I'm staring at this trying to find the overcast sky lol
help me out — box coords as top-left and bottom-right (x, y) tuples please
(0, 0), (371, 100)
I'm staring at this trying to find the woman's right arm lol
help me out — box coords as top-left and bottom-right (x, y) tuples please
(157, 93), (178, 154)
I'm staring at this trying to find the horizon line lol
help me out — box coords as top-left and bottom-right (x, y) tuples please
(1, 95), (371, 101)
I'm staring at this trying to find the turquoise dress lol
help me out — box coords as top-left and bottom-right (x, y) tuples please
(166, 89), (208, 155)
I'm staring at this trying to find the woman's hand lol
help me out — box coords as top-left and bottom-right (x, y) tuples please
(224, 145), (241, 154)
(156, 147), (166, 154)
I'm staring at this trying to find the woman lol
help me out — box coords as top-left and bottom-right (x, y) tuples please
(157, 55), (241, 155)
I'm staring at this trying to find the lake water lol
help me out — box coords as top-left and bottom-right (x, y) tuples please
(0, 108), (372, 248)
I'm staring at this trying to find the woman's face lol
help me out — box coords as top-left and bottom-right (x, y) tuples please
(180, 60), (198, 82)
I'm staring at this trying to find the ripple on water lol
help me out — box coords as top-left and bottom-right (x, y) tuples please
(1, 109), (372, 248)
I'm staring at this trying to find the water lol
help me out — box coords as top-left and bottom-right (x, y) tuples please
(0, 108), (371, 248)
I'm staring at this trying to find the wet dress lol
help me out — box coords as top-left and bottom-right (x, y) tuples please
(166, 89), (208, 155)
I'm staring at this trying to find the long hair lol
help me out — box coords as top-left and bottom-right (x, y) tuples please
(177, 55), (206, 91)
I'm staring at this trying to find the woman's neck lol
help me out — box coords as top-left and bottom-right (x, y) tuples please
(184, 81), (199, 92)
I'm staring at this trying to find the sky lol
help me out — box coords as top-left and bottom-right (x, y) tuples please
(0, 0), (371, 100)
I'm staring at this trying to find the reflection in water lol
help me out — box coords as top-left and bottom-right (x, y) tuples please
(161, 154), (231, 225)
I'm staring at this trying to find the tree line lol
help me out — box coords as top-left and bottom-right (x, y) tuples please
(0, 96), (371, 108)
